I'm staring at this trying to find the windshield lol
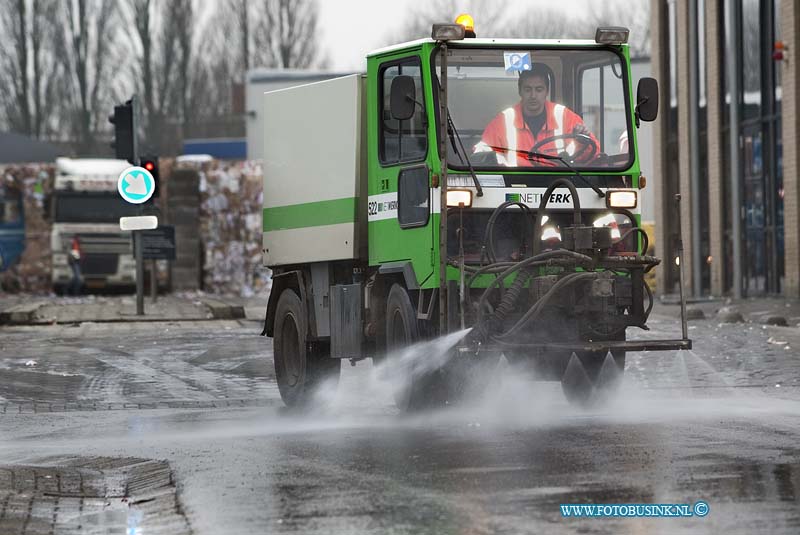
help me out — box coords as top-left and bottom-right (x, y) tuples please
(435, 47), (633, 171)
(0, 185), (23, 226)
(54, 192), (141, 223)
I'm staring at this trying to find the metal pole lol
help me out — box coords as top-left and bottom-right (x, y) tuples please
(676, 194), (689, 340)
(131, 95), (140, 165)
(438, 43), (449, 334)
(725, 0), (743, 298)
(150, 259), (158, 303)
(459, 205), (465, 331)
(135, 230), (144, 315)
(131, 94), (146, 314)
(688, 0), (702, 296)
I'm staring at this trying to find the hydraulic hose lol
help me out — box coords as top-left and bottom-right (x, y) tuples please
(531, 178), (582, 256)
(473, 250), (593, 338)
(494, 272), (596, 341)
(618, 227), (650, 255)
(480, 201), (535, 265)
(492, 266), (531, 326)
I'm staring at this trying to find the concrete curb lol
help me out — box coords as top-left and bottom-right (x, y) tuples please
(201, 298), (246, 320)
(0, 301), (45, 325)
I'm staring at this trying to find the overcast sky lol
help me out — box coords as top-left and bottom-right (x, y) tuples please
(319, 0), (595, 71)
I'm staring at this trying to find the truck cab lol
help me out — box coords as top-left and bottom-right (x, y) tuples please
(51, 158), (141, 292)
(261, 21), (690, 410)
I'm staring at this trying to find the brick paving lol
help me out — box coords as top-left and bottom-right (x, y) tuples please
(0, 457), (191, 535)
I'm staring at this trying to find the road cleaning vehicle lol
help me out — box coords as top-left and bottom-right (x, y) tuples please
(260, 16), (691, 409)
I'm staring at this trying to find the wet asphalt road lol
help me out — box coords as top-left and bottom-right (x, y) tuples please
(1, 311), (799, 534)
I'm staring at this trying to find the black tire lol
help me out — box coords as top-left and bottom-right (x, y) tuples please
(384, 284), (443, 412)
(273, 289), (340, 409)
(443, 352), (502, 403)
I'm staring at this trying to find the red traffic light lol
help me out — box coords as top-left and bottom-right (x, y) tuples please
(139, 156), (159, 199)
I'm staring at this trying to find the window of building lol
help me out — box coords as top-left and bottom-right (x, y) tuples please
(741, 0), (761, 120)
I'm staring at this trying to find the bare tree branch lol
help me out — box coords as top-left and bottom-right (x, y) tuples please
(255, 0), (324, 69)
(56, 0), (121, 153)
(0, 0), (62, 138)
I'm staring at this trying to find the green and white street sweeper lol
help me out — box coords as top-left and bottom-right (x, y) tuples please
(260, 17), (691, 410)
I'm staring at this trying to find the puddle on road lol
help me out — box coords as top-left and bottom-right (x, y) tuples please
(95, 338), (800, 446)
(4, 329), (799, 449)
(246, 341), (800, 439)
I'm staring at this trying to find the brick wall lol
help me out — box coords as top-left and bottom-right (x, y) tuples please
(706, 0), (725, 296)
(677, 0), (696, 296)
(781, 0), (800, 296)
(651, 0), (670, 295)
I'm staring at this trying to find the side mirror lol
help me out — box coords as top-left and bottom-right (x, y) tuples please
(636, 77), (659, 124)
(389, 75), (416, 121)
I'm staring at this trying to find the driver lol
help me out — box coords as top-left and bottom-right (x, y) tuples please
(473, 64), (599, 167)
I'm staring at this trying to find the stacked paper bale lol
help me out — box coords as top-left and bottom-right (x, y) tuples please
(0, 164), (55, 293)
(182, 159), (269, 297)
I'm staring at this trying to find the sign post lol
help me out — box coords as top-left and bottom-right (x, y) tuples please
(135, 231), (144, 314)
(134, 226), (177, 304)
(151, 260), (157, 303)
(118, 167), (157, 316)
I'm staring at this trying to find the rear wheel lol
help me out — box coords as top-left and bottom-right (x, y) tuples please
(273, 289), (340, 408)
(384, 284), (443, 412)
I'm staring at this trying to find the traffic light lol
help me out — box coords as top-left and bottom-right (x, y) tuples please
(139, 156), (159, 198)
(109, 100), (135, 163)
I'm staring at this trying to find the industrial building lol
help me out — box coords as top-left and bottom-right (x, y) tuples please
(650, 0), (796, 297)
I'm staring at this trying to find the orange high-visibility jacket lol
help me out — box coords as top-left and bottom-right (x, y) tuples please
(474, 101), (598, 167)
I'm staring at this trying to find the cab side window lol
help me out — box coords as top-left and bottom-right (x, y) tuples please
(380, 59), (427, 165)
(580, 62), (629, 159)
(397, 166), (429, 228)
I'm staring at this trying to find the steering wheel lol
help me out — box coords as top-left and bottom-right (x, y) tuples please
(529, 133), (598, 164)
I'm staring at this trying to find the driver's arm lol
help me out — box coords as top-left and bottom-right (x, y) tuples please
(473, 112), (506, 161)
(563, 108), (600, 162)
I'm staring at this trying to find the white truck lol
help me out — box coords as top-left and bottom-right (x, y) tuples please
(50, 158), (142, 292)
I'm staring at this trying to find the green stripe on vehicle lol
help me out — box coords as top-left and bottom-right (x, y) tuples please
(263, 197), (357, 231)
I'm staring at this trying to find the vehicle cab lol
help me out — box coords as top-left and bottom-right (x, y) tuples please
(366, 25), (654, 290)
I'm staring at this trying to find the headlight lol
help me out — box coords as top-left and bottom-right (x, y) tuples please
(593, 213), (621, 240)
(431, 23), (465, 41)
(446, 189), (472, 207)
(606, 190), (637, 209)
(541, 226), (562, 241)
(595, 26), (630, 45)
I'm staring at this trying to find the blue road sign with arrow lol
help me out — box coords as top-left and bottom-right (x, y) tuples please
(118, 166), (155, 204)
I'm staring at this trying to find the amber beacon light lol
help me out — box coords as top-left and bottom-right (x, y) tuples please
(455, 14), (476, 38)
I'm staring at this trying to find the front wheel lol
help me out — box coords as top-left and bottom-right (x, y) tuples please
(384, 284), (444, 412)
(273, 289), (340, 408)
